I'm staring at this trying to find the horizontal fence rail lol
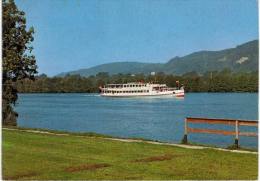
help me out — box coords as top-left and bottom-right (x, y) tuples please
(182, 117), (258, 148)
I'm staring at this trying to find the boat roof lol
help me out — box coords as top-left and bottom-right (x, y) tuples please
(106, 82), (166, 86)
(107, 82), (143, 85)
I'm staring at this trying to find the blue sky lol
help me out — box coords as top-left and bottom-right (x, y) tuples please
(15, 0), (258, 76)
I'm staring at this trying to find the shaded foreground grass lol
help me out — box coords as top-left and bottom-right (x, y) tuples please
(3, 129), (258, 180)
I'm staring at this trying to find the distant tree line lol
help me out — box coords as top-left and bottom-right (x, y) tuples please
(15, 69), (258, 93)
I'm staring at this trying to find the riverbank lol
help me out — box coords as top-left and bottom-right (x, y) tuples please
(3, 128), (258, 180)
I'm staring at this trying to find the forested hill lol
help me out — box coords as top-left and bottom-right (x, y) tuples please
(57, 40), (258, 77)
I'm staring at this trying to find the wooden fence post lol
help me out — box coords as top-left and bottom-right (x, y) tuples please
(235, 120), (239, 148)
(182, 118), (188, 144)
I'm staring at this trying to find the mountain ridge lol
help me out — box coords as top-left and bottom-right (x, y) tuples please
(57, 39), (258, 77)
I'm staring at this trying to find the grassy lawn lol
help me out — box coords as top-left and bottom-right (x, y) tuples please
(2, 129), (258, 180)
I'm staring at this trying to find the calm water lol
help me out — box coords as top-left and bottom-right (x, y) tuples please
(16, 93), (258, 148)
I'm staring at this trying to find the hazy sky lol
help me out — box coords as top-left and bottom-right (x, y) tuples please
(15, 0), (258, 76)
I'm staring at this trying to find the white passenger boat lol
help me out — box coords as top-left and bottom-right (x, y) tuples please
(99, 82), (184, 97)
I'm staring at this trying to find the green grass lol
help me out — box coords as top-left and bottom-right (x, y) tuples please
(3, 129), (258, 180)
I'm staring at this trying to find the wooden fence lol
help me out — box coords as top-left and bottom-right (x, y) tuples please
(182, 117), (258, 148)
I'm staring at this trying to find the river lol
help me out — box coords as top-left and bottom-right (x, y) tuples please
(16, 93), (258, 148)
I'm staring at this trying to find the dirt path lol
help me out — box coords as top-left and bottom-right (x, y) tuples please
(3, 127), (257, 154)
